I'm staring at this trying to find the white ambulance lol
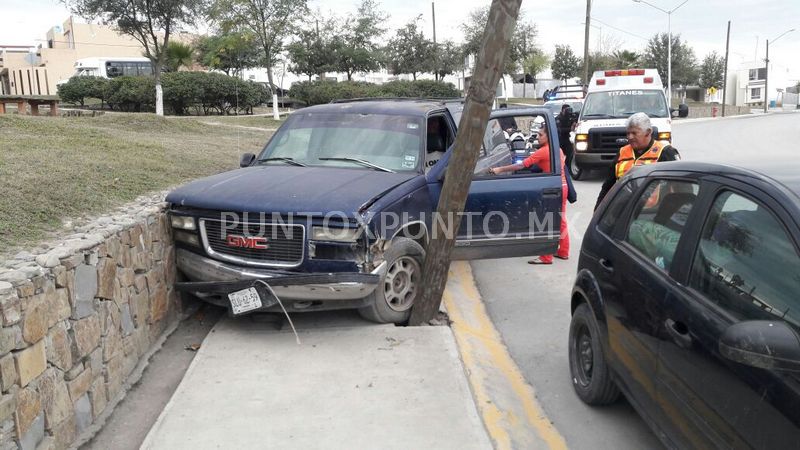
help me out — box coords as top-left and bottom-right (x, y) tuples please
(570, 69), (688, 179)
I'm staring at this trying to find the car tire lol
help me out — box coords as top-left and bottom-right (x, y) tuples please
(358, 237), (425, 324)
(569, 157), (584, 180)
(568, 303), (620, 405)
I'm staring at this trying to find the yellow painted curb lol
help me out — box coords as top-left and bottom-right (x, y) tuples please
(444, 261), (568, 450)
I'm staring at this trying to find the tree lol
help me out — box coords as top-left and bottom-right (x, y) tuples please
(334, 0), (387, 80)
(286, 17), (337, 80)
(195, 32), (260, 76)
(165, 41), (194, 72)
(522, 48), (549, 96)
(611, 50), (640, 69)
(551, 45), (580, 82)
(433, 41), (465, 81)
(642, 32), (699, 90)
(209, 0), (309, 89)
(410, 0), (522, 325)
(699, 51), (725, 90)
(461, 7), (537, 75)
(580, 51), (614, 83)
(66, 0), (204, 116)
(385, 17), (435, 81)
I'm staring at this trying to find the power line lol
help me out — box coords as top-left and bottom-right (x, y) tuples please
(589, 17), (649, 42)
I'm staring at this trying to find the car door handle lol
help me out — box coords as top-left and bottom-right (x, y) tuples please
(542, 188), (561, 198)
(598, 258), (614, 273)
(665, 319), (693, 349)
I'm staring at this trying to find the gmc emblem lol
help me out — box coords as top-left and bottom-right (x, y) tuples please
(226, 235), (268, 250)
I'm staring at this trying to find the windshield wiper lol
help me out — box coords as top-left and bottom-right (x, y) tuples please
(256, 157), (307, 167)
(318, 157), (395, 173)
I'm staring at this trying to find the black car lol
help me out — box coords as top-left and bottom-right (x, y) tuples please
(569, 160), (800, 449)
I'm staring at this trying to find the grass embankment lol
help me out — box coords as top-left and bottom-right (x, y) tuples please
(0, 113), (272, 255)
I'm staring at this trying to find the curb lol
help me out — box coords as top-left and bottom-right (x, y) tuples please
(444, 261), (568, 450)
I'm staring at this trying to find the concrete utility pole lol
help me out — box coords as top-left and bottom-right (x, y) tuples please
(432, 2), (438, 81)
(583, 0), (592, 84)
(409, 0), (522, 325)
(722, 20), (730, 117)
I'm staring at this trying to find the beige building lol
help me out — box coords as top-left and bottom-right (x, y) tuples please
(1, 17), (193, 96)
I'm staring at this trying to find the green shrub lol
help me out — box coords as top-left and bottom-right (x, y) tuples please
(57, 76), (110, 106)
(105, 76), (156, 112)
(290, 79), (462, 106)
(161, 72), (205, 115)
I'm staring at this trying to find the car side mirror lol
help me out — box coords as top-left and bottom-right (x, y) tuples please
(240, 153), (256, 167)
(719, 320), (800, 371)
(671, 103), (689, 118)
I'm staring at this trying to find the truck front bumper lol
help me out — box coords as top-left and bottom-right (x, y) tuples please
(574, 152), (618, 168)
(175, 249), (385, 311)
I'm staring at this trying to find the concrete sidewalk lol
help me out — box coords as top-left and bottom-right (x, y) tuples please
(140, 311), (492, 450)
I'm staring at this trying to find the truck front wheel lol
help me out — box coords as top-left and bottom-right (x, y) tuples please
(569, 157), (584, 180)
(358, 237), (425, 324)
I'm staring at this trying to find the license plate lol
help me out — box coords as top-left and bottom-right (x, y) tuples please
(228, 287), (263, 315)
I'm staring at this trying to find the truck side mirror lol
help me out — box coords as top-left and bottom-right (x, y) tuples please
(719, 320), (800, 371)
(240, 153), (256, 167)
(678, 103), (689, 118)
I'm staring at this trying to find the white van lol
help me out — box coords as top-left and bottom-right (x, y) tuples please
(570, 69), (687, 179)
(56, 57), (154, 86)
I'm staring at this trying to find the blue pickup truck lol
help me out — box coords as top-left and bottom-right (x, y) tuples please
(166, 99), (564, 323)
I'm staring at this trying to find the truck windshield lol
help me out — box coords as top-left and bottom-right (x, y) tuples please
(259, 112), (424, 172)
(582, 90), (668, 119)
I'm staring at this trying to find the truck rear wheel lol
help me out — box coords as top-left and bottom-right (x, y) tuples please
(358, 237), (425, 324)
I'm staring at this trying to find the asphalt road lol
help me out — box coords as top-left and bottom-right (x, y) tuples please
(470, 111), (799, 450)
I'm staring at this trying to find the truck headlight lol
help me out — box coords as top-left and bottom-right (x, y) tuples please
(170, 215), (196, 230)
(575, 141), (588, 152)
(657, 132), (671, 141)
(311, 226), (360, 243)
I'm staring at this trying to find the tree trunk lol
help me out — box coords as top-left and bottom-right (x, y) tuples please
(154, 70), (164, 116)
(412, 72), (417, 81)
(408, 0), (523, 325)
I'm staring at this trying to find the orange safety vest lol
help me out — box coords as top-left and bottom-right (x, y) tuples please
(615, 140), (667, 179)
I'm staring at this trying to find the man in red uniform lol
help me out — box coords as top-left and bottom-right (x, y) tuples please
(488, 122), (569, 264)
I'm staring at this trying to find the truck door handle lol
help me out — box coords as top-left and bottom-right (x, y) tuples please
(542, 188), (561, 198)
(599, 258), (614, 273)
(665, 319), (693, 349)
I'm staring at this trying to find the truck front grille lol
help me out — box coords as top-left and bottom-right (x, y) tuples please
(589, 128), (627, 153)
(200, 218), (305, 267)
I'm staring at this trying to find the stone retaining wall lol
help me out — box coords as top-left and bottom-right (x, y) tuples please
(0, 193), (178, 450)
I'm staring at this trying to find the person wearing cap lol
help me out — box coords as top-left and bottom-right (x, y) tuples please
(595, 112), (680, 209)
(487, 122), (569, 264)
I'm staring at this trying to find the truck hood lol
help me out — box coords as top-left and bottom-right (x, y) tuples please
(166, 165), (418, 217)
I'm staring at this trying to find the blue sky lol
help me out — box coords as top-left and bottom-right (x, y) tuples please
(4, 0), (799, 82)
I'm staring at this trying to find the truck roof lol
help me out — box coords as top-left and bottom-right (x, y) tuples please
(587, 69), (663, 93)
(300, 99), (457, 117)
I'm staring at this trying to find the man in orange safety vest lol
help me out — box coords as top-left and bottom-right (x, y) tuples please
(595, 112), (680, 209)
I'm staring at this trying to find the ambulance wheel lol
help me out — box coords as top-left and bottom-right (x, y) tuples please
(358, 238), (425, 324)
(570, 157), (584, 180)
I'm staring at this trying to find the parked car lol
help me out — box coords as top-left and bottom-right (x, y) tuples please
(569, 159), (800, 449)
(166, 99), (566, 323)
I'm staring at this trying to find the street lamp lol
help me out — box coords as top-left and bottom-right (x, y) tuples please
(633, 0), (689, 105)
(764, 28), (795, 113)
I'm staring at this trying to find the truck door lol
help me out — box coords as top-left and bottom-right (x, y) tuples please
(427, 109), (562, 260)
